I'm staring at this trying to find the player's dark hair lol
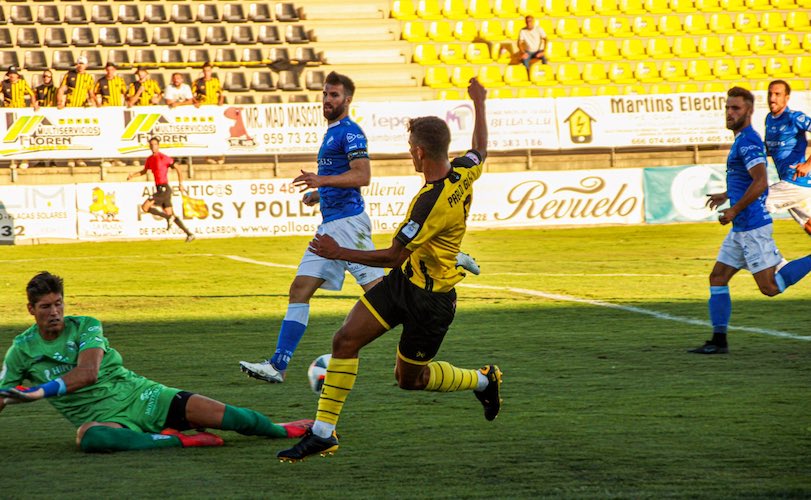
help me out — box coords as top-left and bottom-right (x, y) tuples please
(727, 86), (754, 106)
(148, 136), (159, 145)
(27, 271), (64, 305)
(324, 71), (355, 97)
(408, 116), (451, 161)
(768, 80), (791, 95)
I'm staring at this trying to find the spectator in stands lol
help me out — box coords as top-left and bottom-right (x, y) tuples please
(127, 68), (163, 107)
(57, 56), (96, 110)
(165, 73), (195, 109)
(35, 70), (57, 108)
(517, 15), (547, 70)
(2, 66), (38, 111)
(95, 62), (128, 107)
(193, 63), (225, 165)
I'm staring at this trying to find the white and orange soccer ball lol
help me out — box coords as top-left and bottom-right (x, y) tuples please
(307, 354), (331, 394)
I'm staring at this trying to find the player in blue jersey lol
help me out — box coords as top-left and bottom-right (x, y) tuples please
(762, 80), (811, 235)
(690, 86), (811, 354)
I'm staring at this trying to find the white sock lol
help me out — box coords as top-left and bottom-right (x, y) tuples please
(475, 371), (488, 392)
(312, 420), (335, 439)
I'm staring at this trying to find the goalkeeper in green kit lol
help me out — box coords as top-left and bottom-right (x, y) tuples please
(0, 271), (312, 453)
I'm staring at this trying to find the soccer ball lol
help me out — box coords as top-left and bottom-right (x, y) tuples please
(307, 354), (331, 394)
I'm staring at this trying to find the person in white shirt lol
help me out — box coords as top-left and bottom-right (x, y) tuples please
(518, 15), (548, 70)
(164, 73), (195, 109)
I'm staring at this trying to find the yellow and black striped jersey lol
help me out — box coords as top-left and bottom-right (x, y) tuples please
(2, 79), (36, 108)
(95, 75), (127, 106)
(35, 83), (57, 107)
(60, 70), (95, 107)
(395, 150), (484, 293)
(128, 79), (162, 106)
(193, 77), (222, 105)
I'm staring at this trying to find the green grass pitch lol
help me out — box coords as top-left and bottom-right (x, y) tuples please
(0, 221), (809, 499)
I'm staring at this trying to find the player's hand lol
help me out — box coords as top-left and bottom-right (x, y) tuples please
(302, 191), (320, 206)
(717, 207), (737, 225)
(468, 77), (487, 102)
(293, 170), (322, 191)
(308, 233), (341, 259)
(792, 163), (811, 180)
(705, 192), (728, 210)
(0, 385), (40, 403)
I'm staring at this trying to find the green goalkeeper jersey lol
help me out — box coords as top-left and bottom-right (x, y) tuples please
(0, 316), (178, 431)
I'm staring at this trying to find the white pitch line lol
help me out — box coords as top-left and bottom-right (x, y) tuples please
(460, 283), (811, 341)
(486, 272), (705, 277)
(222, 254), (297, 269)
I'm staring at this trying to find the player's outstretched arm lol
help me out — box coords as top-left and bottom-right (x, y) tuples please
(2, 348), (103, 402)
(309, 233), (411, 268)
(127, 168), (148, 181)
(468, 78), (488, 161)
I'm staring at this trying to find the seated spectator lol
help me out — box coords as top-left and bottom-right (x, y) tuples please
(517, 15), (547, 70)
(164, 73), (195, 108)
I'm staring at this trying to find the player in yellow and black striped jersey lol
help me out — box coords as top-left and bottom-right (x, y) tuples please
(35, 70), (57, 107)
(277, 78), (503, 462)
(127, 68), (163, 106)
(193, 62), (224, 106)
(2, 67), (38, 109)
(94, 62), (128, 106)
(57, 56), (96, 108)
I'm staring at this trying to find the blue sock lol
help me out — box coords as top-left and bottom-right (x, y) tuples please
(775, 256), (811, 293)
(270, 303), (309, 371)
(708, 286), (731, 335)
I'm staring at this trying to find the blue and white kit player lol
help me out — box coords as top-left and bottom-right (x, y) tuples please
(239, 72), (480, 382)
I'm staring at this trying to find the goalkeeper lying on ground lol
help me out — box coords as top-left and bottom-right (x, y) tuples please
(0, 271), (312, 453)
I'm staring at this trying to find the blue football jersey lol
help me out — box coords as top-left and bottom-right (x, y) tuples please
(765, 108), (811, 187)
(727, 125), (771, 232)
(316, 117), (369, 223)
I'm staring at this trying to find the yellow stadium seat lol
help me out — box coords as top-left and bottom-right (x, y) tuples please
(439, 43), (467, 63)
(649, 83), (674, 94)
(686, 59), (713, 81)
(556, 18), (581, 39)
(766, 56), (794, 78)
(751, 34), (778, 55)
(437, 89), (465, 99)
(787, 11), (811, 32)
(543, 0), (568, 16)
(793, 55), (811, 76)
(709, 14), (736, 34)
(504, 64), (531, 85)
(749, 80), (766, 90)
(582, 18), (608, 38)
(712, 58), (739, 80)
(530, 63), (555, 85)
(442, 0), (468, 19)
(658, 16), (685, 36)
(746, 0), (772, 9)
(607, 17), (633, 37)
(734, 12), (761, 33)
(596, 0), (622, 14)
(518, 0), (542, 15)
(569, 40), (596, 61)
(583, 62), (611, 83)
(608, 62), (636, 83)
(635, 61), (663, 82)
(622, 84), (647, 94)
(661, 60), (689, 81)
(698, 36), (725, 57)
(479, 20), (505, 42)
(417, 0), (444, 19)
(670, 0), (697, 12)
(695, 0), (722, 10)
(771, 0), (797, 6)
(428, 21), (454, 42)
(465, 42), (492, 63)
(570, 0), (596, 15)
(724, 34), (751, 56)
(504, 19), (524, 39)
(425, 66), (452, 87)
(595, 39), (623, 60)
(646, 38), (672, 59)
(454, 21), (478, 42)
(620, 0), (646, 14)
(490, 87), (517, 98)
(776, 34), (803, 54)
(676, 83), (700, 92)
(721, 0), (747, 10)
(645, 0), (672, 13)
(702, 82), (726, 92)
(597, 86), (621, 96)
(621, 39), (647, 59)
(570, 87), (595, 97)
(451, 66), (476, 87)
(393, 0), (418, 19)
(477, 65), (505, 87)
(739, 57), (768, 79)
(544, 41), (565, 63)
(403, 21), (430, 41)
(556, 63), (583, 84)
(493, 0), (519, 17)
(414, 44), (440, 64)
(538, 19), (555, 37)
(632, 16), (657, 37)
(517, 87), (542, 97)
(684, 14), (711, 34)
(542, 87), (567, 98)
(490, 42), (513, 63)
(761, 12), (787, 32)
(804, 33), (811, 52)
(800, 0), (811, 7)
(787, 79), (808, 91)
(468, 0), (493, 18)
(672, 37), (699, 58)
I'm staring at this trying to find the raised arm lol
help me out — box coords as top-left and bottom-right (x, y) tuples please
(468, 78), (488, 161)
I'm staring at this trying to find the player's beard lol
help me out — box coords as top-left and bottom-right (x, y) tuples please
(726, 115), (747, 132)
(323, 98), (347, 122)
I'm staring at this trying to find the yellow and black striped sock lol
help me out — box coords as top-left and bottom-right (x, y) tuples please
(316, 357), (359, 426)
(425, 361), (480, 392)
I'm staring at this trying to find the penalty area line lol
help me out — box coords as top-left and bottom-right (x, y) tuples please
(460, 283), (811, 342)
